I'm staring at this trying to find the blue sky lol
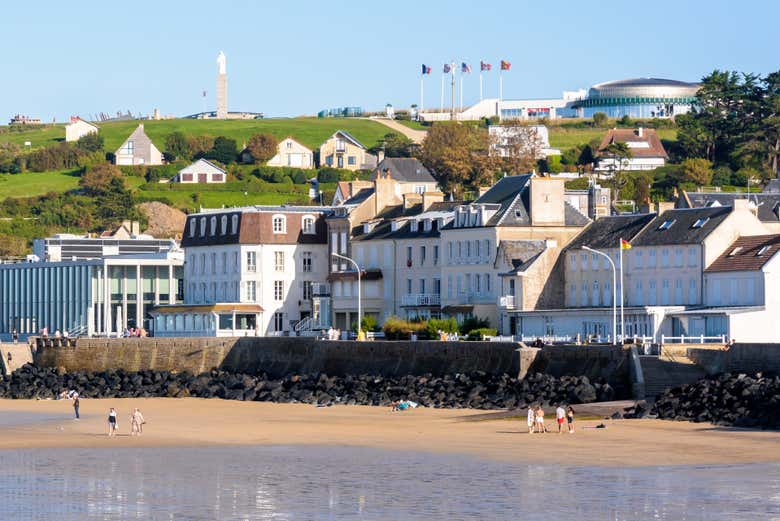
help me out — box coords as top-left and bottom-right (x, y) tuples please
(1, 0), (777, 121)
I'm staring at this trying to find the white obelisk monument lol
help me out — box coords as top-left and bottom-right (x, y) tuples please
(216, 51), (228, 119)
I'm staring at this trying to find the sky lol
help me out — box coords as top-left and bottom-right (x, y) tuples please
(1, 0), (778, 122)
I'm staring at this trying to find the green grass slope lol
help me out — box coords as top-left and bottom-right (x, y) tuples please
(0, 117), (391, 152)
(0, 169), (82, 197)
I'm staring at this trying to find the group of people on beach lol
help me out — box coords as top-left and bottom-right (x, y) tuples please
(107, 407), (146, 437)
(527, 404), (574, 434)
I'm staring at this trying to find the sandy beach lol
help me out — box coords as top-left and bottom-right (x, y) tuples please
(0, 397), (778, 467)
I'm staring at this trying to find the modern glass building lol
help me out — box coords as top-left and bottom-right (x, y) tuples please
(574, 78), (700, 119)
(0, 252), (184, 340)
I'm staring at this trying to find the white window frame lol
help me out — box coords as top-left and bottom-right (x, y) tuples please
(272, 214), (287, 234)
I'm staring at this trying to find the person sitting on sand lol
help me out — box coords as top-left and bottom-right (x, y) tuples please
(527, 405), (535, 434)
(131, 408), (145, 436)
(566, 406), (575, 433)
(107, 407), (118, 437)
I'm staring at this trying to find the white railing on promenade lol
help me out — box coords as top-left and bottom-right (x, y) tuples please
(660, 334), (726, 344)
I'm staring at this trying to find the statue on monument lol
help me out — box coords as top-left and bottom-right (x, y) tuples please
(217, 51), (226, 75)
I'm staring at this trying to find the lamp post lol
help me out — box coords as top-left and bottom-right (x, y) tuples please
(582, 246), (617, 345)
(332, 252), (362, 339)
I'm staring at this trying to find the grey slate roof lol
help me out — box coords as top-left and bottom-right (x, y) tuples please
(351, 202), (459, 242)
(631, 207), (732, 246)
(566, 214), (656, 250)
(333, 130), (366, 149)
(341, 188), (374, 206)
(683, 191), (780, 224)
(495, 240), (548, 274)
(375, 158), (436, 184)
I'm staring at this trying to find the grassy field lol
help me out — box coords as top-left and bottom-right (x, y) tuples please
(0, 169), (82, 197)
(0, 118), (391, 152)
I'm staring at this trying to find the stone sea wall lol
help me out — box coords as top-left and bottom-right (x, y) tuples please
(33, 337), (522, 378)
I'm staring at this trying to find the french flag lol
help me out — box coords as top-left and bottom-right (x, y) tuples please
(421, 64), (432, 75)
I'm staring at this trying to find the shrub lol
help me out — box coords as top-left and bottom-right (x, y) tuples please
(360, 315), (378, 332)
(466, 328), (498, 341)
(382, 317), (425, 340)
(317, 167), (341, 183)
(458, 316), (490, 335)
(425, 317), (458, 338)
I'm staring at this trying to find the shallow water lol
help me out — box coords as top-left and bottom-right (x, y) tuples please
(0, 446), (778, 520)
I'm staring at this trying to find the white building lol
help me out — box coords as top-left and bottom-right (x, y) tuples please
(152, 206), (332, 337)
(175, 159), (226, 184)
(420, 91), (586, 122)
(508, 202), (767, 341)
(267, 137), (314, 169)
(596, 128), (668, 172)
(64, 118), (98, 142)
(488, 125), (560, 159)
(114, 124), (163, 166)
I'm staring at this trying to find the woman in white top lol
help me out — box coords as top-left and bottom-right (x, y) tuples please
(131, 408), (145, 436)
(527, 406), (536, 434)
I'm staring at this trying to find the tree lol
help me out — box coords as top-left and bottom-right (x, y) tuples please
(592, 112), (608, 127)
(601, 141), (633, 202)
(418, 124), (491, 196)
(680, 158), (714, 186)
(207, 136), (238, 164)
(489, 125), (543, 174)
(79, 163), (123, 195)
(375, 132), (414, 158)
(75, 132), (104, 153)
(187, 135), (215, 159)
(164, 131), (191, 160)
(246, 133), (279, 163)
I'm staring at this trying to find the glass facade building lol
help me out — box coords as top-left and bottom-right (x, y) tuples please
(575, 78), (700, 119)
(0, 253), (183, 340)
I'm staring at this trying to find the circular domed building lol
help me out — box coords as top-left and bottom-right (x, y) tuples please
(575, 78), (700, 119)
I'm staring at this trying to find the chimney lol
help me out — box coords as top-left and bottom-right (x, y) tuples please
(654, 201), (676, 214)
(402, 192), (422, 210)
(422, 191), (444, 211)
(377, 150), (385, 163)
(374, 173), (400, 214)
(529, 177), (565, 226)
(732, 198), (752, 213)
(637, 126), (643, 138)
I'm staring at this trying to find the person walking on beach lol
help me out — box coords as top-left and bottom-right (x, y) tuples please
(107, 407), (117, 436)
(556, 404), (566, 434)
(130, 408), (145, 435)
(535, 405), (546, 433)
(566, 406), (575, 433)
(73, 394), (80, 420)
(527, 405), (535, 434)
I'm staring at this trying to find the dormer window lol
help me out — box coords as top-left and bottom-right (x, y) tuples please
(189, 219), (196, 238)
(658, 219), (676, 230)
(424, 219), (432, 232)
(210, 217), (217, 236)
(231, 215), (239, 234)
(728, 247), (743, 256)
(757, 246), (770, 256)
(272, 215), (286, 234)
(200, 217), (206, 236)
(691, 217), (709, 229)
(220, 215), (228, 235)
(302, 215), (316, 234)
(410, 221), (419, 232)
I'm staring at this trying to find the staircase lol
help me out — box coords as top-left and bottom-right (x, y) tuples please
(639, 355), (707, 399)
(0, 343), (34, 375)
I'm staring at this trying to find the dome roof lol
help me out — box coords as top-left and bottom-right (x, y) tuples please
(588, 78), (700, 99)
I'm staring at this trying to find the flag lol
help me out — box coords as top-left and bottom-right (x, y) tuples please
(500, 60), (511, 71)
(480, 61), (491, 71)
(461, 62), (471, 73)
(443, 63), (452, 74)
(421, 64), (431, 75)
(620, 239), (632, 250)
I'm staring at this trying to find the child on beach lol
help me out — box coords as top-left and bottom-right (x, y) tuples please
(130, 408), (145, 436)
(107, 407), (117, 436)
(535, 406), (546, 433)
(567, 406), (575, 433)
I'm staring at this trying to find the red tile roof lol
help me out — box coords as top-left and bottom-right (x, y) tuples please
(598, 128), (668, 159)
(705, 234), (780, 272)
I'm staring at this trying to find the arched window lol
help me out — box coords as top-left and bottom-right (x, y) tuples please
(302, 215), (315, 234)
(231, 214), (239, 234)
(210, 217), (217, 236)
(272, 214), (286, 234)
(189, 219), (196, 237)
(221, 215), (227, 235)
(199, 217), (206, 236)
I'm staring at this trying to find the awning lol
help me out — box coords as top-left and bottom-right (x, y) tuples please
(665, 306), (764, 316)
(150, 303), (264, 314)
(327, 269), (383, 282)
(442, 305), (474, 314)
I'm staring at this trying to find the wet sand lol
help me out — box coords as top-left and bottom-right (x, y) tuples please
(0, 398), (778, 467)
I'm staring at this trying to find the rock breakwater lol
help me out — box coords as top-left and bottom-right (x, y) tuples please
(0, 365), (615, 409)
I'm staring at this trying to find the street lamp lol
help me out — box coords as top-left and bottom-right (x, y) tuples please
(582, 246), (617, 345)
(331, 252), (362, 339)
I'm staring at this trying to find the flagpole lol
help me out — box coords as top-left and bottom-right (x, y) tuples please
(479, 71), (483, 101)
(450, 63), (455, 120)
(420, 75), (424, 113)
(619, 241), (625, 343)
(459, 74), (463, 113)
(499, 72), (503, 122)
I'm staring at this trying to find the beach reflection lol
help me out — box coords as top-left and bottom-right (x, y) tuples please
(0, 446), (778, 520)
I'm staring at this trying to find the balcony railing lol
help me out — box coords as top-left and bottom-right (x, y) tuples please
(498, 295), (516, 309)
(401, 293), (441, 307)
(312, 283), (331, 297)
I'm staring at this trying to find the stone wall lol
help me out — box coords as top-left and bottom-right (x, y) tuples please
(32, 337), (522, 378)
(687, 343), (780, 375)
(531, 344), (631, 395)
